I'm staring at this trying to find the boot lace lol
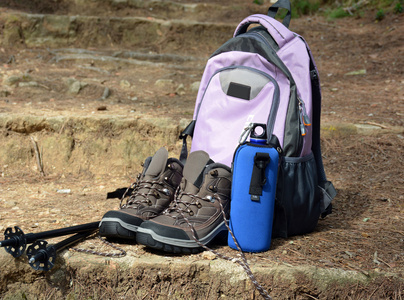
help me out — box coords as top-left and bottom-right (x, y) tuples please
(163, 188), (206, 217)
(119, 174), (171, 209)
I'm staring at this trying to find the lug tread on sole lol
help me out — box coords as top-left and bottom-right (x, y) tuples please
(136, 232), (202, 254)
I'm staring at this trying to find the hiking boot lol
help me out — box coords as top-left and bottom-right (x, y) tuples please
(136, 150), (232, 254)
(99, 147), (183, 240)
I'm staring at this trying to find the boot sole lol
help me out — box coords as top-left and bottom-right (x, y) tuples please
(99, 217), (139, 240)
(136, 222), (227, 254)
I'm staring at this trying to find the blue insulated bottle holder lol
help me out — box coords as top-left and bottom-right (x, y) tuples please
(228, 124), (280, 252)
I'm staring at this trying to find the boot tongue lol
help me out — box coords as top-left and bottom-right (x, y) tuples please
(144, 147), (168, 178)
(183, 151), (214, 189)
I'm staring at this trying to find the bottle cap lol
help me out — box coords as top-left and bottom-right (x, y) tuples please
(250, 124), (267, 144)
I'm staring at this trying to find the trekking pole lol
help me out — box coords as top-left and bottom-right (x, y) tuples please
(27, 229), (97, 272)
(0, 222), (100, 258)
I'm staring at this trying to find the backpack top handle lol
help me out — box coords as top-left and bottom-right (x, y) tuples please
(234, 14), (295, 49)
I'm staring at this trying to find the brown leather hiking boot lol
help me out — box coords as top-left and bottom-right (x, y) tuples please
(99, 148), (183, 240)
(136, 150), (232, 254)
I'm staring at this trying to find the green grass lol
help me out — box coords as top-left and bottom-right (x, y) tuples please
(326, 7), (350, 19)
(294, 0), (321, 16)
(394, 0), (403, 13)
(375, 9), (386, 20)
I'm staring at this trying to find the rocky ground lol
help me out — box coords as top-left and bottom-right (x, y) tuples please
(0, 0), (403, 299)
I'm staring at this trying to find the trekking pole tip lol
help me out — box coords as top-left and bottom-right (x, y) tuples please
(29, 257), (36, 264)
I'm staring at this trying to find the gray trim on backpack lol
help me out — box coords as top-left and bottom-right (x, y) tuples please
(219, 68), (270, 100)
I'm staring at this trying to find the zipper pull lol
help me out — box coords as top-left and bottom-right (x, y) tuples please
(297, 98), (311, 136)
(299, 112), (306, 136)
(300, 100), (311, 126)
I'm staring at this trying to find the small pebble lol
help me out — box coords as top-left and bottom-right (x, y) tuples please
(201, 251), (216, 260)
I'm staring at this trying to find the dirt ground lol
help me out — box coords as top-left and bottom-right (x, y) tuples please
(0, 0), (403, 298)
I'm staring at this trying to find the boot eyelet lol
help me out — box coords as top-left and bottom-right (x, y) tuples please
(210, 170), (218, 177)
(148, 200), (153, 206)
(162, 188), (171, 196)
(206, 195), (214, 202)
(188, 210), (194, 216)
(196, 202), (202, 208)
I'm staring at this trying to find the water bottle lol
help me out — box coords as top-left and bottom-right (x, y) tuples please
(228, 123), (279, 252)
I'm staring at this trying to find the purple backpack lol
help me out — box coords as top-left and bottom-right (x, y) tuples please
(180, 0), (336, 237)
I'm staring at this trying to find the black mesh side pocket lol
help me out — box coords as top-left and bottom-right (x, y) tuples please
(272, 152), (321, 238)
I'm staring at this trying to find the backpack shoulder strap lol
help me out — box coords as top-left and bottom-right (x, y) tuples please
(305, 40), (337, 216)
(267, 0), (292, 28)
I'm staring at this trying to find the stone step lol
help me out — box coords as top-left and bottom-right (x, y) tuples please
(0, 12), (239, 55)
(0, 113), (188, 177)
(0, 0), (272, 53)
(1, 112), (400, 177)
(2, 0), (266, 23)
(2, 248), (397, 299)
(71, 0), (264, 23)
